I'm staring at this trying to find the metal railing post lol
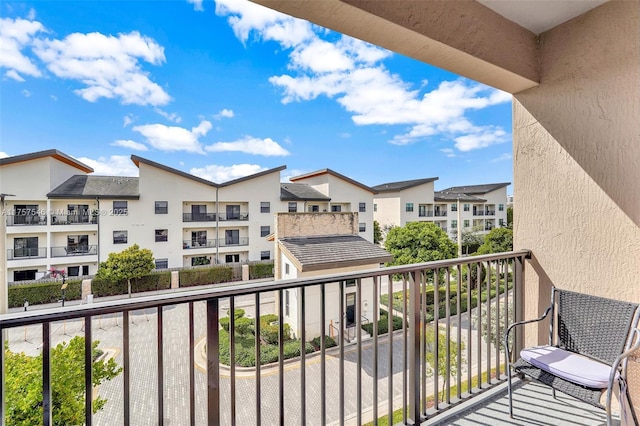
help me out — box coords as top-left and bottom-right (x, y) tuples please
(408, 271), (421, 424)
(207, 298), (220, 426)
(514, 255), (525, 356)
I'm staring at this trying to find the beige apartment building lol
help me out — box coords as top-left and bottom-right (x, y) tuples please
(373, 178), (509, 239)
(0, 150), (377, 283)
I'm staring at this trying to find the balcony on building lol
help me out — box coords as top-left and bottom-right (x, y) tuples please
(50, 244), (98, 257)
(7, 247), (47, 260)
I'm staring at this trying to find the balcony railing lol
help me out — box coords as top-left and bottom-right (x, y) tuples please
(217, 212), (249, 221)
(0, 250), (527, 426)
(434, 211), (447, 217)
(485, 210), (495, 216)
(474, 211), (485, 216)
(51, 214), (98, 225)
(183, 239), (217, 249)
(5, 214), (47, 226)
(7, 247), (47, 260)
(419, 211), (434, 217)
(182, 212), (216, 222)
(50, 245), (98, 257)
(218, 237), (249, 247)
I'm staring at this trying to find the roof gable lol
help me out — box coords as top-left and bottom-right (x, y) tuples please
(290, 168), (377, 194)
(48, 175), (139, 199)
(0, 149), (93, 173)
(439, 182), (511, 195)
(280, 183), (331, 201)
(372, 177), (438, 193)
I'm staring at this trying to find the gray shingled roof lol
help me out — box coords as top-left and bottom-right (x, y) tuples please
(372, 177), (438, 192)
(439, 182), (510, 195)
(48, 175), (140, 199)
(0, 149), (93, 173)
(279, 234), (393, 272)
(280, 183), (331, 201)
(434, 191), (486, 202)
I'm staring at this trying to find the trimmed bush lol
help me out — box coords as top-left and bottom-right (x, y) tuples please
(249, 262), (274, 279)
(362, 311), (405, 336)
(179, 266), (234, 287)
(310, 335), (337, 351)
(9, 280), (82, 308)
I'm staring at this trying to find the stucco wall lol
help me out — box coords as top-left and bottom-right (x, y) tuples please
(513, 1), (640, 345)
(275, 212), (358, 239)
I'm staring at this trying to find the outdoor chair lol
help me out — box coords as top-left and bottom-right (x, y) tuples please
(505, 288), (640, 426)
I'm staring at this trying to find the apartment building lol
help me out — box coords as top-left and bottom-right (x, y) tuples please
(0, 150), (377, 283)
(373, 178), (509, 239)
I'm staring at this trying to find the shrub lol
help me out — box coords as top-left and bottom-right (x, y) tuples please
(179, 266), (234, 287)
(249, 262), (274, 279)
(362, 311), (405, 336)
(8, 280), (82, 308)
(310, 335), (337, 351)
(235, 317), (254, 336)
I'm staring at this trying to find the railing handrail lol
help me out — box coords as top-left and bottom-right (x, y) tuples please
(0, 250), (530, 328)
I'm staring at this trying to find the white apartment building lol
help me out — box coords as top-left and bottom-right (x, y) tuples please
(0, 150), (377, 283)
(373, 179), (510, 239)
(289, 169), (377, 242)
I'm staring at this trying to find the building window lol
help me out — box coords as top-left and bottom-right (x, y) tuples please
(405, 203), (414, 212)
(13, 237), (38, 258)
(260, 202), (270, 213)
(285, 263), (290, 275)
(225, 229), (239, 245)
(359, 222), (366, 232)
(260, 226), (270, 237)
(67, 204), (90, 223)
(155, 201), (168, 214)
(288, 202), (297, 213)
(13, 204), (39, 225)
(155, 259), (168, 269)
(310, 205), (319, 212)
(67, 235), (89, 253)
(14, 270), (37, 281)
(418, 205), (426, 217)
(192, 256), (211, 266)
(374, 204), (377, 212)
(499, 204), (504, 211)
(499, 219), (505, 226)
(113, 201), (128, 215)
(113, 230), (127, 244)
(451, 203), (457, 212)
(451, 220), (458, 229)
(346, 279), (356, 287)
(155, 229), (168, 242)
(82, 265), (89, 275)
(463, 204), (470, 212)
(464, 220), (470, 228)
(191, 231), (207, 247)
(331, 205), (342, 212)
(260, 250), (270, 260)
(225, 254), (240, 263)
(359, 202), (366, 212)
(68, 266), (80, 277)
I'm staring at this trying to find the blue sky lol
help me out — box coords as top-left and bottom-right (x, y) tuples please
(1, 0), (513, 192)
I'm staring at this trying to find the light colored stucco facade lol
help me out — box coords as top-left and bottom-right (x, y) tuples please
(254, 0), (640, 348)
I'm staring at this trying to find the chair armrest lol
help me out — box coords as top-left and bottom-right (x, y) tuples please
(606, 327), (640, 416)
(505, 305), (553, 363)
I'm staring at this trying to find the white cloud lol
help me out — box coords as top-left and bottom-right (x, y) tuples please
(214, 1), (510, 152)
(76, 155), (139, 176)
(0, 151), (9, 158)
(33, 30), (170, 106)
(190, 163), (266, 183)
(111, 139), (148, 151)
(340, 132), (351, 139)
(50, 94), (57, 101)
(491, 153), (513, 163)
(26, 9), (36, 21)
(187, 0), (204, 12)
(155, 108), (182, 123)
(5, 69), (25, 81)
(22, 89), (31, 97)
(123, 114), (134, 127)
(454, 128), (508, 152)
(213, 108), (234, 120)
(205, 135), (290, 156)
(0, 17), (45, 80)
(133, 120), (212, 154)
(440, 148), (456, 158)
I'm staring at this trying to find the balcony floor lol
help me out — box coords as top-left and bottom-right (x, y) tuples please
(424, 379), (620, 426)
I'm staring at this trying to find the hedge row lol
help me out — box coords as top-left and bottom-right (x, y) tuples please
(179, 266), (233, 287)
(249, 262), (274, 279)
(362, 310), (405, 336)
(8, 280), (83, 308)
(91, 271), (172, 297)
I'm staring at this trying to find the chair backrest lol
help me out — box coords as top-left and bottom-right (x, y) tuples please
(555, 289), (639, 364)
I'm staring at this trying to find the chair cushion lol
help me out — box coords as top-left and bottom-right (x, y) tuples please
(520, 345), (613, 389)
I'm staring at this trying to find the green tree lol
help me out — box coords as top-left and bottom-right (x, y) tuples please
(95, 244), (155, 297)
(5, 337), (121, 425)
(373, 220), (383, 245)
(477, 227), (513, 255)
(506, 206), (513, 228)
(384, 222), (457, 266)
(424, 326), (465, 401)
(458, 225), (484, 255)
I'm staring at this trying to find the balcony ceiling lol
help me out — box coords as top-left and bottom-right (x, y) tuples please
(477, 0), (609, 34)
